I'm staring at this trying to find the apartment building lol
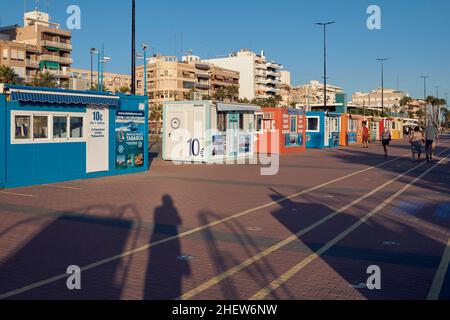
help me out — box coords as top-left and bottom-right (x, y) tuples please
(204, 49), (284, 100)
(70, 67), (132, 92)
(135, 55), (239, 107)
(291, 80), (344, 107)
(0, 10), (72, 87)
(352, 88), (409, 109)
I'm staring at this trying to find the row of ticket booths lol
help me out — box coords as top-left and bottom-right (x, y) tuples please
(162, 100), (405, 163)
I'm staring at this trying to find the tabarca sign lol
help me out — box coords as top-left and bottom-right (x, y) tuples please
(115, 111), (145, 170)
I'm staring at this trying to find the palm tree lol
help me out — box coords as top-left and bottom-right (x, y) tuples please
(0, 65), (18, 84)
(117, 86), (131, 93)
(30, 71), (57, 88)
(212, 87), (227, 101)
(225, 85), (239, 102)
(149, 104), (163, 143)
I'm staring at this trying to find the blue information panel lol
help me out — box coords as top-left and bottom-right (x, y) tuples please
(115, 111), (145, 169)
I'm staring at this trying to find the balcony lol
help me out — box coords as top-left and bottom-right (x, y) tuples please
(195, 83), (210, 90)
(44, 69), (71, 78)
(40, 54), (73, 65)
(26, 59), (39, 69)
(41, 40), (73, 51)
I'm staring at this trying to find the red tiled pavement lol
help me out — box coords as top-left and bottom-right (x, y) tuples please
(0, 137), (449, 300)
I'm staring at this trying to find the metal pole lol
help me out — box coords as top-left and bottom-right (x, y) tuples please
(421, 75), (428, 125)
(90, 50), (93, 90)
(316, 22), (334, 110)
(144, 47), (147, 97)
(323, 25), (327, 110)
(131, 0), (136, 94)
(377, 58), (388, 117)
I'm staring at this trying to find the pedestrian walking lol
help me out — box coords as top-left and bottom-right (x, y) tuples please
(381, 127), (392, 157)
(409, 127), (424, 161)
(362, 123), (369, 148)
(424, 123), (439, 162)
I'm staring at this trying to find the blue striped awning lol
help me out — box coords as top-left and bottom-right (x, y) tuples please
(10, 89), (120, 107)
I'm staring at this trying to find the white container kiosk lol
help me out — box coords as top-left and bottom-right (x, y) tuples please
(163, 101), (261, 163)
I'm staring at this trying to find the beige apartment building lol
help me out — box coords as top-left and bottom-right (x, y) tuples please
(352, 88), (409, 110)
(291, 80), (344, 107)
(0, 10), (72, 86)
(136, 55), (239, 107)
(70, 67), (132, 92)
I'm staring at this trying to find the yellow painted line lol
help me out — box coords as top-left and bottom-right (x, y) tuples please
(41, 184), (83, 191)
(0, 191), (37, 198)
(0, 153), (409, 300)
(427, 236), (450, 300)
(179, 149), (449, 300)
(250, 154), (449, 300)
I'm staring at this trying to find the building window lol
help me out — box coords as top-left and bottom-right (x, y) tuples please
(14, 115), (31, 139)
(348, 119), (357, 132)
(306, 117), (320, 132)
(33, 116), (49, 139)
(53, 116), (68, 139)
(70, 117), (83, 138)
(2, 48), (8, 59)
(239, 113), (244, 130)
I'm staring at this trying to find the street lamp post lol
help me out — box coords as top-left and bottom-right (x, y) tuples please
(89, 48), (98, 90)
(100, 56), (111, 92)
(420, 75), (429, 124)
(377, 58), (389, 117)
(137, 43), (149, 97)
(316, 21), (335, 110)
(131, 0), (136, 95)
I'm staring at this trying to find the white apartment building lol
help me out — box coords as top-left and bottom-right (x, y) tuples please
(204, 49), (284, 100)
(280, 70), (291, 86)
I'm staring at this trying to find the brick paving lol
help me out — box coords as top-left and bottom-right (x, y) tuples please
(0, 137), (449, 300)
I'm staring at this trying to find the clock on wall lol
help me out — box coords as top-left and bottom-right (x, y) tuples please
(171, 118), (181, 129)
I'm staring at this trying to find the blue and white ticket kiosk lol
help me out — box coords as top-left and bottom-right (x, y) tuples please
(0, 85), (148, 188)
(305, 111), (341, 149)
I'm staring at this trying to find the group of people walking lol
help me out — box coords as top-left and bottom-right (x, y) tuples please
(360, 123), (440, 161)
(409, 124), (439, 162)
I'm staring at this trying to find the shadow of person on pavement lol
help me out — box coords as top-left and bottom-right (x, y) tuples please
(143, 195), (191, 300)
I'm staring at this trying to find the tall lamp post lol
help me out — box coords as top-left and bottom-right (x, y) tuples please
(136, 43), (149, 97)
(420, 75), (429, 124)
(316, 21), (335, 110)
(377, 58), (389, 117)
(89, 48), (98, 90)
(99, 56), (111, 92)
(131, 0), (136, 94)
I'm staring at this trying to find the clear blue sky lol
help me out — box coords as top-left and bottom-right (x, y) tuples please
(1, 0), (449, 99)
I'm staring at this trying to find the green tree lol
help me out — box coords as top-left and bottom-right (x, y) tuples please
(0, 65), (18, 84)
(399, 96), (412, 106)
(30, 71), (57, 88)
(116, 86), (131, 93)
(225, 85), (239, 102)
(212, 87), (227, 101)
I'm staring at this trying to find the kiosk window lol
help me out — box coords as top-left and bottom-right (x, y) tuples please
(33, 116), (48, 139)
(53, 116), (68, 139)
(70, 117), (83, 138)
(239, 113), (244, 130)
(290, 116), (297, 133)
(15, 115), (31, 139)
(307, 117), (319, 131)
(255, 114), (263, 132)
